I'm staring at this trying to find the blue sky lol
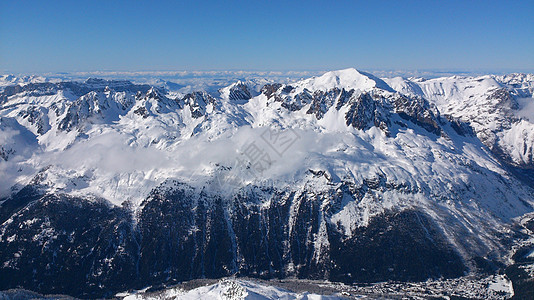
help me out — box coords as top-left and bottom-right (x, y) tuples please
(1, 0), (533, 73)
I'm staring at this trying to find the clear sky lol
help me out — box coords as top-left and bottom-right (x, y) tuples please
(1, 0), (533, 73)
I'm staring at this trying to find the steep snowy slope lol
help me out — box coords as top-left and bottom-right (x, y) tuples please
(0, 69), (533, 298)
(384, 73), (534, 169)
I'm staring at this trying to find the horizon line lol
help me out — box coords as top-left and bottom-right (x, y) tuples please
(2, 67), (534, 78)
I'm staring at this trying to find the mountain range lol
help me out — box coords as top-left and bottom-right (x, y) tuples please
(0, 68), (533, 298)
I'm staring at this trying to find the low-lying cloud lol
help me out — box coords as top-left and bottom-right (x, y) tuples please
(515, 97), (534, 122)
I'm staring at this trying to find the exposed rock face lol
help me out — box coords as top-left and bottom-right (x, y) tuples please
(0, 146), (11, 161)
(343, 93), (384, 131)
(227, 82), (253, 101)
(182, 91), (216, 118)
(392, 94), (441, 136)
(17, 106), (50, 134)
(0, 181), (466, 298)
(260, 83), (283, 100)
(262, 82), (441, 136)
(0, 194), (139, 298)
(308, 88), (348, 119)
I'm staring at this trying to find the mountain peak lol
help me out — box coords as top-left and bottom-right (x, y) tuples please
(296, 68), (393, 92)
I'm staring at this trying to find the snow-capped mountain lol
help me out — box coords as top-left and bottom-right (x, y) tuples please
(0, 69), (533, 298)
(385, 73), (534, 169)
(0, 74), (51, 89)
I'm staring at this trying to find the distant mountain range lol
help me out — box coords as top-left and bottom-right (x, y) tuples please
(0, 68), (533, 298)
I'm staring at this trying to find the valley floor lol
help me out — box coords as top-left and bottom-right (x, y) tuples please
(118, 274), (513, 299)
(0, 273), (524, 299)
(115, 274), (515, 299)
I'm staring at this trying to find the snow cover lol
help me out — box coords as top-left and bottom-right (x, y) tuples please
(1, 69), (533, 253)
(118, 279), (345, 300)
(487, 275), (514, 297)
(384, 73), (534, 166)
(0, 74), (50, 88)
(293, 68), (392, 93)
(115, 275), (516, 300)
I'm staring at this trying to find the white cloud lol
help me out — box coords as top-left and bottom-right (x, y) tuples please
(516, 97), (534, 122)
